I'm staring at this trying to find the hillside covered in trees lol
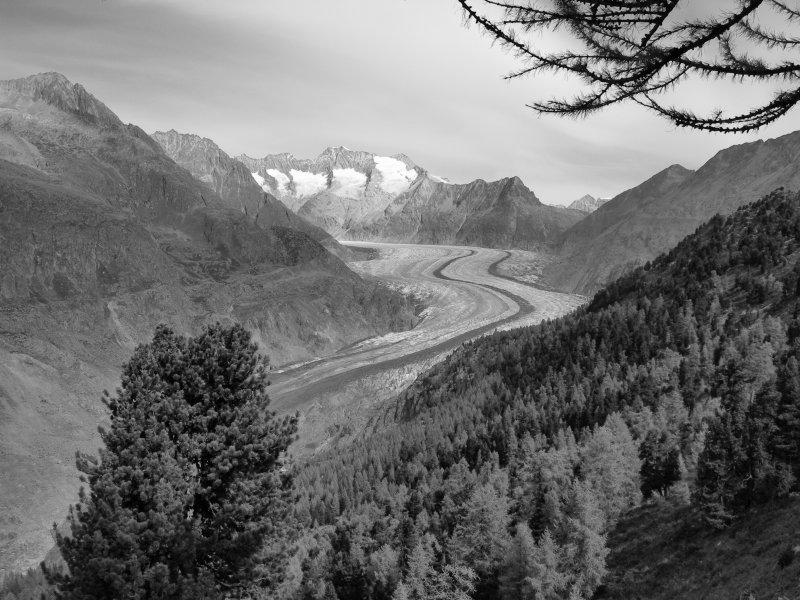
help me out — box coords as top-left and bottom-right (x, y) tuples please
(281, 189), (800, 599)
(6, 190), (800, 599)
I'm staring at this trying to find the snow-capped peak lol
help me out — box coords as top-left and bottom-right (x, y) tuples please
(373, 156), (417, 194)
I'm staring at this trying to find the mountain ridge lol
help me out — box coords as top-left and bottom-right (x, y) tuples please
(546, 130), (800, 295)
(240, 147), (584, 247)
(150, 129), (351, 260)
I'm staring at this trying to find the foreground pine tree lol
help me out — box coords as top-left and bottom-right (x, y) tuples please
(49, 323), (297, 599)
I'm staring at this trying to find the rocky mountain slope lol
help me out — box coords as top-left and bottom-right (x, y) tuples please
(548, 130), (800, 294)
(568, 194), (608, 212)
(238, 148), (584, 248)
(0, 73), (415, 575)
(150, 130), (350, 260)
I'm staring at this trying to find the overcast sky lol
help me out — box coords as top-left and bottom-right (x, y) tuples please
(2, 0), (800, 205)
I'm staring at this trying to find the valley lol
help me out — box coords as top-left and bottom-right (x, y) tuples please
(268, 242), (584, 450)
(6, 1), (800, 597)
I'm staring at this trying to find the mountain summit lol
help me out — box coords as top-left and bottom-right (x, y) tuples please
(239, 149), (584, 248)
(568, 194), (608, 213)
(0, 72), (122, 128)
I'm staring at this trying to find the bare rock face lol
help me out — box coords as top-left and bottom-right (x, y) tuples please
(151, 129), (265, 216)
(550, 130), (800, 294)
(238, 149), (584, 247)
(150, 130), (351, 259)
(0, 73), (415, 575)
(568, 194), (608, 213)
(349, 174), (585, 249)
(0, 72), (122, 129)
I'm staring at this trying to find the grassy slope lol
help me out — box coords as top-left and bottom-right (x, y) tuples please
(600, 499), (800, 600)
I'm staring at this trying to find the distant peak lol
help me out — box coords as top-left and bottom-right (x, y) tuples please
(568, 194), (607, 212)
(0, 72), (122, 128)
(505, 175), (531, 190)
(22, 72), (72, 86)
(665, 163), (691, 173)
(499, 175), (540, 203)
(152, 129), (218, 147)
(320, 145), (353, 155)
(317, 145), (370, 161)
(391, 153), (417, 168)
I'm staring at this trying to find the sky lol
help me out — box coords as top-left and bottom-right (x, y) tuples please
(2, 0), (800, 205)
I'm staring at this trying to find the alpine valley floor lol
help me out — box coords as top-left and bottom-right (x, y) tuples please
(267, 242), (585, 452)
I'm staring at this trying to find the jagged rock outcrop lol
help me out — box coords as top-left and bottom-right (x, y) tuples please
(353, 174), (585, 248)
(238, 148), (584, 247)
(0, 73), (415, 575)
(549, 130), (800, 294)
(568, 194), (608, 213)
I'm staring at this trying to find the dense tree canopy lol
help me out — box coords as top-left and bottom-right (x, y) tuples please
(279, 189), (800, 598)
(49, 323), (297, 600)
(457, 1), (800, 131)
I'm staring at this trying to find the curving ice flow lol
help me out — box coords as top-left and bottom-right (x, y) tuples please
(268, 242), (585, 414)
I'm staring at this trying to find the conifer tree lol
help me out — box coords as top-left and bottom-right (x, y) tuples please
(527, 530), (567, 600)
(51, 323), (297, 599)
(579, 414), (641, 526)
(457, 2), (800, 132)
(639, 429), (682, 500)
(448, 483), (509, 578)
(498, 522), (538, 600)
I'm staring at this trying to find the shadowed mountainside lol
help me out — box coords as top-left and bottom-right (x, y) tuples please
(548, 130), (800, 294)
(0, 72), (415, 575)
(150, 129), (352, 260)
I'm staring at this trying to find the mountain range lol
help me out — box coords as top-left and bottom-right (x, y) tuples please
(549, 131), (800, 294)
(238, 148), (585, 248)
(0, 73), (416, 574)
(568, 194), (608, 212)
(150, 130), (351, 261)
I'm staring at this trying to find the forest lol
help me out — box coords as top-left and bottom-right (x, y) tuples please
(5, 189), (800, 599)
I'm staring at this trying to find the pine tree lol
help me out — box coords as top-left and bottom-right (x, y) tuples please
(579, 414), (641, 526)
(639, 429), (682, 500)
(498, 523), (537, 600)
(395, 540), (476, 600)
(695, 353), (785, 526)
(51, 323), (297, 599)
(774, 355), (800, 470)
(527, 529), (567, 600)
(448, 483), (509, 578)
(561, 483), (608, 599)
